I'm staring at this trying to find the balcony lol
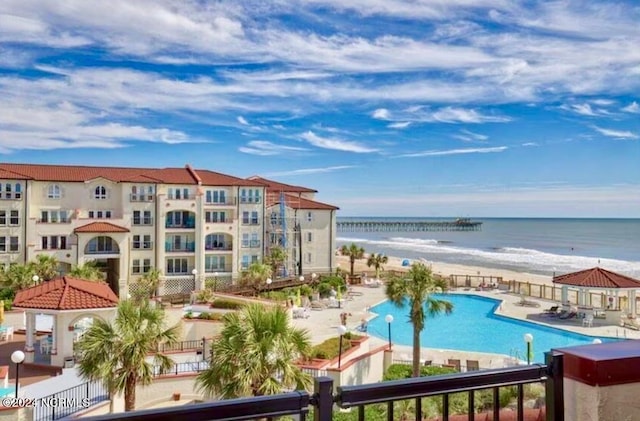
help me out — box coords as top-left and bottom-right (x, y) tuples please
(204, 243), (232, 251)
(132, 217), (154, 226)
(85, 247), (118, 255)
(204, 197), (236, 206)
(132, 241), (153, 250)
(130, 194), (154, 202)
(165, 220), (195, 229)
(165, 242), (195, 253)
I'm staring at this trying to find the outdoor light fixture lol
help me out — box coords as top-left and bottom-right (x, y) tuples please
(385, 314), (394, 349)
(266, 278), (272, 287)
(523, 333), (533, 365)
(299, 275), (305, 282)
(337, 325), (348, 368)
(32, 275), (39, 285)
(11, 350), (25, 397)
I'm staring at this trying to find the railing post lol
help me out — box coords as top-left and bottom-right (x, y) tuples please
(545, 351), (564, 421)
(313, 376), (334, 421)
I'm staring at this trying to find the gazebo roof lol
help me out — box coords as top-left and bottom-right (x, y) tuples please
(13, 276), (119, 310)
(553, 267), (640, 289)
(74, 221), (129, 233)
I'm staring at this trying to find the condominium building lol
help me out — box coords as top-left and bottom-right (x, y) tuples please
(0, 163), (338, 298)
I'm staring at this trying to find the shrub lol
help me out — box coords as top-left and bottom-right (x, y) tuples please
(383, 364), (456, 381)
(197, 312), (224, 321)
(210, 298), (245, 309)
(195, 289), (214, 304)
(184, 311), (194, 319)
(299, 284), (313, 296)
(310, 336), (353, 360)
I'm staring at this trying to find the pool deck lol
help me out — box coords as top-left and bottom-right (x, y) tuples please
(291, 285), (640, 370)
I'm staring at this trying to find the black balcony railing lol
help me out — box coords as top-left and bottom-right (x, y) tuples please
(80, 352), (563, 421)
(34, 380), (108, 421)
(157, 338), (204, 353)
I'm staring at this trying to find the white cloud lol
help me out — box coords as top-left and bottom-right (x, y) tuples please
(372, 108), (390, 119)
(521, 142), (538, 147)
(452, 129), (488, 142)
(592, 126), (639, 139)
(238, 140), (308, 156)
(237, 116), (249, 125)
(377, 106), (510, 125)
(622, 101), (640, 114)
(300, 131), (379, 153)
(263, 165), (356, 177)
(398, 146), (508, 158)
(388, 122), (411, 129)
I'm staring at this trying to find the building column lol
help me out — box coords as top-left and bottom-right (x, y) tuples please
(24, 312), (35, 363)
(50, 316), (57, 356)
(561, 286), (568, 304)
(629, 290), (636, 317)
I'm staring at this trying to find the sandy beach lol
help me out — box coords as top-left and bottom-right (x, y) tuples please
(337, 254), (553, 286)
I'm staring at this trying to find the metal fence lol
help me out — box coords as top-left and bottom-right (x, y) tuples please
(157, 339), (204, 353)
(33, 380), (109, 421)
(152, 360), (210, 377)
(80, 352), (564, 421)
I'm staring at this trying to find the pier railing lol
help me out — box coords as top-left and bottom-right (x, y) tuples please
(337, 219), (482, 232)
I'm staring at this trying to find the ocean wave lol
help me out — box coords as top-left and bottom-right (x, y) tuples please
(337, 236), (640, 278)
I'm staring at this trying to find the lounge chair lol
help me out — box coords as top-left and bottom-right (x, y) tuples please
(543, 305), (559, 315)
(447, 359), (461, 371)
(363, 278), (382, 288)
(582, 314), (593, 327)
(560, 311), (577, 320)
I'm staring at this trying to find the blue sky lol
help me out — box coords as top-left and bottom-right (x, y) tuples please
(0, 0), (638, 218)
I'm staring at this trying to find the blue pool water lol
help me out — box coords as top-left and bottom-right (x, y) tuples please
(367, 294), (623, 363)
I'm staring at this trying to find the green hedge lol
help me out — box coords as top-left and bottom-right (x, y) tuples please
(310, 336), (354, 360)
(209, 298), (245, 309)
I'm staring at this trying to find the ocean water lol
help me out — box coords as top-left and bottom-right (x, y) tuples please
(337, 218), (640, 279)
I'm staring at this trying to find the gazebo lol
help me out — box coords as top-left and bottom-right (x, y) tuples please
(12, 276), (119, 367)
(553, 267), (640, 323)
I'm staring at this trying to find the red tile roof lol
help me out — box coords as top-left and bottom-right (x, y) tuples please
(74, 222), (130, 233)
(247, 176), (318, 193)
(553, 267), (640, 289)
(0, 163), (256, 186)
(13, 276), (119, 310)
(267, 193), (339, 210)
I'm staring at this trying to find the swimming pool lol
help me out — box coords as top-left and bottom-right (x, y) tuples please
(367, 294), (622, 363)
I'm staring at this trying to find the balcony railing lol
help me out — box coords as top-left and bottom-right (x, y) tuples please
(241, 220), (260, 226)
(85, 248), (119, 255)
(132, 241), (153, 250)
(0, 192), (22, 200)
(166, 220), (195, 229)
(130, 194), (155, 202)
(133, 217), (154, 225)
(204, 244), (232, 251)
(165, 242), (195, 252)
(239, 196), (262, 204)
(204, 197), (236, 206)
(241, 240), (261, 248)
(79, 353), (562, 421)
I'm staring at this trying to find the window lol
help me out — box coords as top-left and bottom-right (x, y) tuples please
(88, 210), (112, 219)
(9, 210), (19, 226)
(166, 258), (188, 274)
(0, 211), (4, 225)
(41, 237), (47, 250)
(205, 211), (226, 223)
(307, 232), (313, 242)
(307, 212), (313, 222)
(40, 210), (69, 223)
(0, 237), (5, 252)
(133, 259), (152, 274)
(242, 233), (249, 248)
(240, 189), (261, 203)
(205, 234), (225, 250)
(251, 211), (259, 225)
(133, 235), (141, 249)
(14, 183), (22, 199)
(205, 255), (226, 272)
(206, 190), (227, 204)
(132, 259), (141, 274)
(251, 255), (259, 263)
(86, 236), (118, 253)
(40, 236), (67, 250)
(242, 211), (249, 224)
(9, 236), (19, 252)
(251, 233), (259, 248)
(94, 186), (107, 199)
(133, 211), (152, 225)
(48, 184), (61, 199)
(131, 185), (154, 201)
(241, 255), (250, 270)
(305, 252), (312, 264)
(4, 183), (11, 199)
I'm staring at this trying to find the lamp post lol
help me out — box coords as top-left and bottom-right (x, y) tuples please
(523, 333), (533, 365)
(11, 350), (25, 397)
(32, 275), (39, 285)
(385, 314), (394, 349)
(337, 325), (347, 369)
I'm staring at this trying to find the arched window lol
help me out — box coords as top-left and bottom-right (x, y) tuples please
(94, 186), (107, 199)
(47, 184), (61, 199)
(85, 236), (119, 254)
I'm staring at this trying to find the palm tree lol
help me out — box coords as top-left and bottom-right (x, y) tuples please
(385, 262), (453, 377)
(240, 261), (272, 295)
(340, 243), (365, 277)
(76, 300), (180, 412)
(130, 268), (161, 302)
(264, 246), (287, 278)
(29, 254), (60, 281)
(0, 263), (37, 290)
(69, 261), (104, 281)
(196, 303), (312, 398)
(366, 253), (388, 279)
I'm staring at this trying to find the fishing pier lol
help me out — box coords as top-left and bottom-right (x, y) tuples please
(337, 218), (482, 232)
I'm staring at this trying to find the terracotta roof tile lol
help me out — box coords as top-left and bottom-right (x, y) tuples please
(267, 193), (339, 210)
(74, 222), (130, 233)
(247, 176), (317, 193)
(553, 267), (640, 289)
(13, 276), (119, 310)
(196, 169), (263, 187)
